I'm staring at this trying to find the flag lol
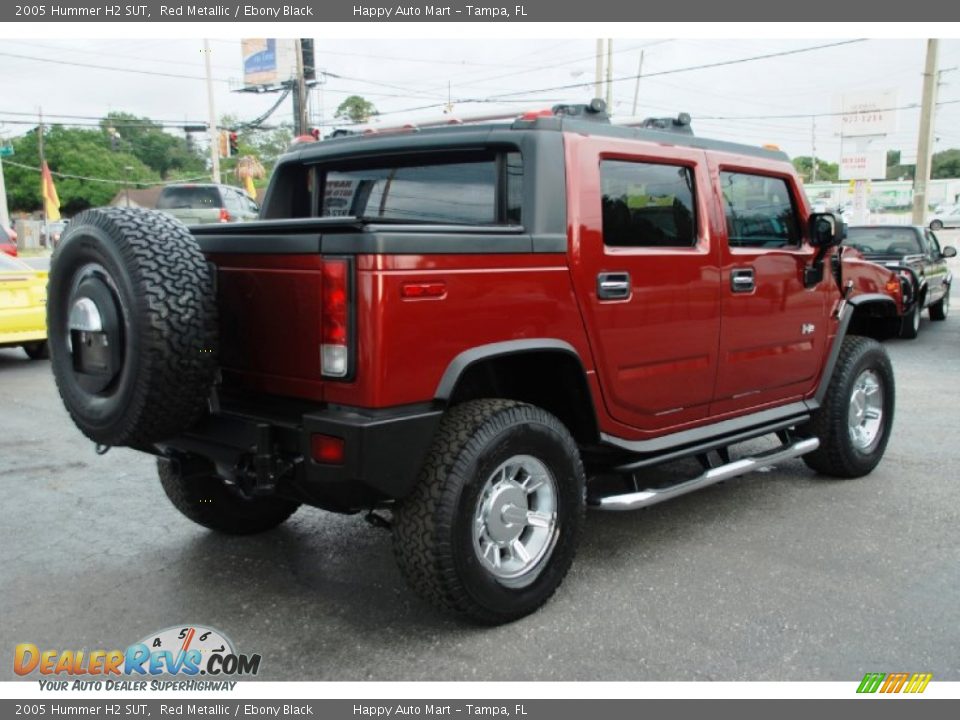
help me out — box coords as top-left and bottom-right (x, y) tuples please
(41, 161), (60, 221)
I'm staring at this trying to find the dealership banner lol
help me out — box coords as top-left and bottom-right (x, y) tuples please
(0, 699), (957, 720)
(3, 0), (958, 22)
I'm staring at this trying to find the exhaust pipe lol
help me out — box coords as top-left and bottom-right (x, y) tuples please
(593, 437), (819, 511)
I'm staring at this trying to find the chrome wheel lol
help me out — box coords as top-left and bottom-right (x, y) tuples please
(473, 455), (558, 587)
(848, 369), (884, 452)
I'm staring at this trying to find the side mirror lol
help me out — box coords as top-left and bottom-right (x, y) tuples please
(943, 246), (957, 259)
(808, 212), (844, 248)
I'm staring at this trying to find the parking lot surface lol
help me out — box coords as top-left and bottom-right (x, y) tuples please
(2, 253), (959, 682)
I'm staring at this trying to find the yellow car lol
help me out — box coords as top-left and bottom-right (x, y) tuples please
(0, 253), (48, 359)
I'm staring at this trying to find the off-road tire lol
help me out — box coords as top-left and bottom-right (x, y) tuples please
(23, 341), (49, 360)
(392, 399), (585, 625)
(801, 336), (895, 478)
(929, 287), (949, 321)
(898, 301), (921, 339)
(48, 207), (217, 447)
(157, 458), (300, 535)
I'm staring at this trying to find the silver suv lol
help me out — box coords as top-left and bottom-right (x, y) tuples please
(156, 183), (259, 225)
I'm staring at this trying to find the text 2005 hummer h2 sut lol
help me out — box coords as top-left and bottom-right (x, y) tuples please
(49, 102), (897, 624)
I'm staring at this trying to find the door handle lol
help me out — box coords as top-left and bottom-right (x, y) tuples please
(597, 272), (632, 300)
(731, 267), (755, 293)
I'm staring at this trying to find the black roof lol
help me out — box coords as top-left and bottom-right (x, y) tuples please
(291, 115), (790, 165)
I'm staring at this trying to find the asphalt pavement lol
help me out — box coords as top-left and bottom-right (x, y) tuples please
(2, 253), (959, 682)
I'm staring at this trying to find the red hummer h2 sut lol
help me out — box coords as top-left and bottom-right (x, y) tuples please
(48, 102), (897, 624)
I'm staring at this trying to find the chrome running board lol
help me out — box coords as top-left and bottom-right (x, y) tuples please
(593, 437), (819, 511)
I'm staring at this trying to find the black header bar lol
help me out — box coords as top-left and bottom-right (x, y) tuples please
(2, 0), (955, 22)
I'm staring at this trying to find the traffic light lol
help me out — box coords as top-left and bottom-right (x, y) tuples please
(229, 132), (239, 157)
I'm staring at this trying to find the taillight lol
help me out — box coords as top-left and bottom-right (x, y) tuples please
(321, 258), (350, 378)
(311, 433), (345, 464)
(218, 208), (231, 223)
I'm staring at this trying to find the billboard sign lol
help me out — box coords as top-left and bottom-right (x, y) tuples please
(840, 149), (887, 181)
(242, 38), (297, 87)
(834, 89), (898, 137)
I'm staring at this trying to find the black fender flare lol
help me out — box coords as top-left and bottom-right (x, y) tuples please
(434, 338), (588, 400)
(814, 293), (895, 406)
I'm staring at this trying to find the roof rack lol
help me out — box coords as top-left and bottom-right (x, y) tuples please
(327, 99), (614, 138)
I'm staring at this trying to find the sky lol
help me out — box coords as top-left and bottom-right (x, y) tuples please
(2, 37), (960, 166)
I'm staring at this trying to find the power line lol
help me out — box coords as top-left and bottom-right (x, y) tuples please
(2, 159), (209, 186)
(479, 40), (869, 100)
(0, 50), (235, 83)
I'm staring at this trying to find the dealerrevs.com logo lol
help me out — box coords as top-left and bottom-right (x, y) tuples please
(14, 625), (260, 690)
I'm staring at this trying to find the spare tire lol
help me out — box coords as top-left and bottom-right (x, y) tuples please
(48, 207), (218, 447)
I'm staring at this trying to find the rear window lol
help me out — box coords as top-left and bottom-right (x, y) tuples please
(845, 227), (922, 255)
(319, 151), (522, 225)
(157, 186), (223, 210)
(0, 226), (10, 243)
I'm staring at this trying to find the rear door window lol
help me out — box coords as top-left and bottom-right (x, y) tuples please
(319, 151), (522, 225)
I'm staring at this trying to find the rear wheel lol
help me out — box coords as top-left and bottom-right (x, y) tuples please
(929, 287), (950, 321)
(157, 458), (300, 535)
(392, 400), (585, 624)
(801, 336), (895, 478)
(930, 219), (944, 231)
(23, 341), (49, 360)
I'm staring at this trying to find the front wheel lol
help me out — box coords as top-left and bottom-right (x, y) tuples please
(929, 287), (950, 321)
(930, 219), (944, 231)
(23, 341), (49, 360)
(899, 301), (921, 339)
(801, 336), (895, 478)
(392, 400), (585, 625)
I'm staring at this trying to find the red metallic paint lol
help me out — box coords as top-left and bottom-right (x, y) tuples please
(206, 132), (877, 446)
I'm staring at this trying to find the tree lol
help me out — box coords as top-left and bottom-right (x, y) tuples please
(932, 148), (960, 179)
(886, 149), (915, 181)
(334, 95), (378, 124)
(100, 112), (205, 179)
(792, 156), (839, 183)
(4, 125), (159, 215)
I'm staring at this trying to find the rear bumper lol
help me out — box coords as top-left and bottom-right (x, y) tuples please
(161, 400), (443, 513)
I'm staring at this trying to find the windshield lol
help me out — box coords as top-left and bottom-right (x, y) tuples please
(157, 186), (223, 210)
(845, 227), (922, 255)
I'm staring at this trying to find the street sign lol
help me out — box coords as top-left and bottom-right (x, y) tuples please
(0, 146), (13, 157)
(834, 89), (898, 137)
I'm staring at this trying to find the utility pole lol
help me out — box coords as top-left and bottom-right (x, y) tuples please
(594, 39), (604, 99)
(631, 50), (645, 117)
(912, 39), (939, 225)
(38, 107), (46, 229)
(811, 117), (818, 183)
(605, 39), (613, 110)
(294, 38), (308, 135)
(0, 155), (10, 233)
(203, 39), (221, 184)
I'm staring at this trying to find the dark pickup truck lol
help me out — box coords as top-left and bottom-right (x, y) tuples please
(844, 224), (955, 338)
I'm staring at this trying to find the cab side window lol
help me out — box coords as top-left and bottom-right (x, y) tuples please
(720, 171), (801, 249)
(600, 160), (697, 248)
(925, 230), (941, 256)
